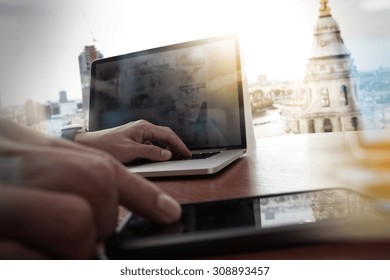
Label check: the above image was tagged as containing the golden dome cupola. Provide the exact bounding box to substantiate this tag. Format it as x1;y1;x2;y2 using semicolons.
319;0;331;17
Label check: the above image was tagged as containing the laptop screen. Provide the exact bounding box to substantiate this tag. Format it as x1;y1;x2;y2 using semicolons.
89;35;246;150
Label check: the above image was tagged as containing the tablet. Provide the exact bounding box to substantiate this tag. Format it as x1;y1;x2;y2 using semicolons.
105;188;385;259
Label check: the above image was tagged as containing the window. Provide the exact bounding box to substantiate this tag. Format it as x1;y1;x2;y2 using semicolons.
308;119;315;133
352;117;359;131
323;118;333;132
320;88;330;107
340;85;348;105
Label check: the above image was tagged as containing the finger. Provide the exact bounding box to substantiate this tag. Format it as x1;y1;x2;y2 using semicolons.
0;188;97;259
134;121;192;158
115;169;182;224
19;146;119;238
152;127;192;158
1;141;119;239
131;142;173;161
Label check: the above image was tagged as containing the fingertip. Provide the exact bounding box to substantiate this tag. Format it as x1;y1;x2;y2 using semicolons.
157;193;182;223
184;149;192;158
160;149;172;160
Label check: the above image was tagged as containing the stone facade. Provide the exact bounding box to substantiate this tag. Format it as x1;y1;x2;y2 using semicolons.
279;0;370;134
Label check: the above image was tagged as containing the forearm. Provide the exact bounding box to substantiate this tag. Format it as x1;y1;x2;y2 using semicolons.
74;130;101;147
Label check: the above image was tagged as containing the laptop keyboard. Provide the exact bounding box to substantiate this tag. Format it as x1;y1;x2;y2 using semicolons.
188;151;220;160
126;151;220;167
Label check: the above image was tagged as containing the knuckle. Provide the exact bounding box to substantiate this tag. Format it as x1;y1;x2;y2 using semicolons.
152;147;163;157
88;155;116;181
144;145;158;157
162;125;174;133
134;119;149;127
86;155;118;200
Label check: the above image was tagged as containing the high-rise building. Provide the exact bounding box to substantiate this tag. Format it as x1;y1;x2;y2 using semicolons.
78;45;103;110
59;90;68;103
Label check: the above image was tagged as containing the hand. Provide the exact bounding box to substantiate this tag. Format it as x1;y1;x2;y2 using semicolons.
0;187;97;259
74;120;192;163
0;119;182;259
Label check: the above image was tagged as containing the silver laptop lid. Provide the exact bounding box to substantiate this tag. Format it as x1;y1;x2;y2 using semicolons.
89;35;246;151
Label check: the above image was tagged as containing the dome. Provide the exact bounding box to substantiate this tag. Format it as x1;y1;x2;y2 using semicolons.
309;14;350;59
313;15;340;35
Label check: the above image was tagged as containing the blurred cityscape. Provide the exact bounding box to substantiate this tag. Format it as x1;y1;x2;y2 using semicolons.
0;0;389;139
0;46;103;136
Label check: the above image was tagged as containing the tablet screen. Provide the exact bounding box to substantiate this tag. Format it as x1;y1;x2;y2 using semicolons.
118;188;371;239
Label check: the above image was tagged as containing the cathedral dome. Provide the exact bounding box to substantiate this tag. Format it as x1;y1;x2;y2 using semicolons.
309;2;350;59
314;15;340;35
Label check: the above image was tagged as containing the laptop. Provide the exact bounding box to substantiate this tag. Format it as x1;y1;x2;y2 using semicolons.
89;35;247;177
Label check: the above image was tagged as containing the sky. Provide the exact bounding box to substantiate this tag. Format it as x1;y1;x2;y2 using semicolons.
1;0;390;107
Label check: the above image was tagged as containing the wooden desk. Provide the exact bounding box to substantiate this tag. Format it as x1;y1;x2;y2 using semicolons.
151;131;390;259
154;131;351;202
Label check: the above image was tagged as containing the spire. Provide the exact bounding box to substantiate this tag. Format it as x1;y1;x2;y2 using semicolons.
319;0;331;17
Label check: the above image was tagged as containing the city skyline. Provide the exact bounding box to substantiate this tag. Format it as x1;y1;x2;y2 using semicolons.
1;0;390;107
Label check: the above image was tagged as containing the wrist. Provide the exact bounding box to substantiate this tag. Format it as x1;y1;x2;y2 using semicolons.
73;129;89;144
61;125;87;142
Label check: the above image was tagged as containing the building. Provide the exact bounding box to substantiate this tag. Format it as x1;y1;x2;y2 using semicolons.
280;0;363;134
59;90;68;103
78;45;103;110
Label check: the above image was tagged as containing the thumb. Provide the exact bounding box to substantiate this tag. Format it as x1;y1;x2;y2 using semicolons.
136;143;173;161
